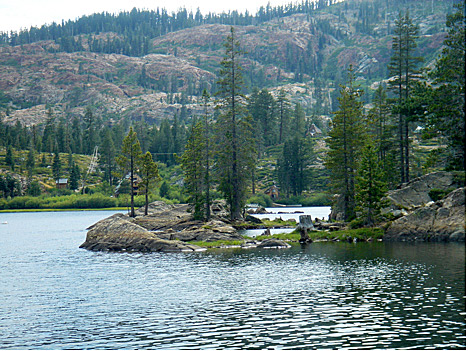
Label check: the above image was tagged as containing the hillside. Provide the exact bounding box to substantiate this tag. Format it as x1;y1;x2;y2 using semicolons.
0;0;454;127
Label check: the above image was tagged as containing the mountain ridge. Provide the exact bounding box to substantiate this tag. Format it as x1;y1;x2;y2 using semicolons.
0;0;454;127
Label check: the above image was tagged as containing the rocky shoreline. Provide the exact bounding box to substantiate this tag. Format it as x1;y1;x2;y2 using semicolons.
382;172;465;242
80;172;465;253
79;201;291;252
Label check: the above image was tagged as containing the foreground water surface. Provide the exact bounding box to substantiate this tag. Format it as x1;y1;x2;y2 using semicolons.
0;210;465;349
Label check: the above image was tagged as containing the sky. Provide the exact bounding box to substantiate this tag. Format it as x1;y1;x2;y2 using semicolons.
0;0;292;33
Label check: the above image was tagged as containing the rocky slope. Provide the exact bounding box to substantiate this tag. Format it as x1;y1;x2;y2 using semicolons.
385;188;466;242
383;172;466;242
0;0;451;127
0;43;215;125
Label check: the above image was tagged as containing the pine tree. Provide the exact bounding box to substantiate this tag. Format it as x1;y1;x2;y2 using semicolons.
355;144;388;226
116;127;142;217
40;154;47;167
138;151;161;215
180;92;214;220
388;11;422;183
159;181;170;199
52;151;61;182
426;2;466;170
26;146;35;178
5;145;14;171
215;27;256;220
291;103;306;138
100;129;116;185
69;164;81;191
249;88;277;149
277;136;312;197
83;107;98;155
180;121;207;220
325;66;365;222
366;84;398;188
276;89;290;144
42;109;55;153
201;89;212;221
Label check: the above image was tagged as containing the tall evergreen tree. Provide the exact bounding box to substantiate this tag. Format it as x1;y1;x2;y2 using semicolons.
83;107;98;155
42;109;55;153
325;67;365;222
100;129;116;185
249;88;277;149
181;121;208;220
388;11;422;183
201;89;212;220
355;144;388;226
69;163;81;191
277;136;311;197
52;151;62;182
26;146;35;179
116;127;142;217
276;89;290;144
215;27;256;220
426;2;466;170
366;84;398;188
138;151;161;216
291;103;306;138
5;145;14;171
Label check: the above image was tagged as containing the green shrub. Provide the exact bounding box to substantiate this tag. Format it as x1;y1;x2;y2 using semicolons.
25;198;42;209
452;171;466;188
6;196;29;209
247;193;273;207
276;193;331;206
428;188;452;202
349;217;365;229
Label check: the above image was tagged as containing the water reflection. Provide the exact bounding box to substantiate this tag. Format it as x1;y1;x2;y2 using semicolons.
0;212;465;349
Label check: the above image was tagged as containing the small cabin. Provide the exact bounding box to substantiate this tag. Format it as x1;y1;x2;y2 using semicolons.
308;123;323;137
56;178;68;189
265;184;279;199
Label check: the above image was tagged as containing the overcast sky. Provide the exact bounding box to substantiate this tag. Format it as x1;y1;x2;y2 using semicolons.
0;0;291;32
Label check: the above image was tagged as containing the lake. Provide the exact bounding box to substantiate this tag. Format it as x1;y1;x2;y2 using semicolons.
0;210;465;349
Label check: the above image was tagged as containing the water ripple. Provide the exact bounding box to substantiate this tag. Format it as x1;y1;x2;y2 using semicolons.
0;212;465;349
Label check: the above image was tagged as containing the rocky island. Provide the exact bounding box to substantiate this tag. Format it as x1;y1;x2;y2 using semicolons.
80;200;291;252
80;172;465;253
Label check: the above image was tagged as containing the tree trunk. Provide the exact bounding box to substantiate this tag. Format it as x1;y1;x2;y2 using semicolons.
130;153;135;217
145;188;149;216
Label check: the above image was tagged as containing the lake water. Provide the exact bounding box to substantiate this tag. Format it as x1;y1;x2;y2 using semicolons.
0;210;465;350
251;206;331;222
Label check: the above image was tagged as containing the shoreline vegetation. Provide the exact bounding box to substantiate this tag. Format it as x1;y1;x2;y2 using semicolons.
189;228;385;249
0;192;330;212
0;207;129;213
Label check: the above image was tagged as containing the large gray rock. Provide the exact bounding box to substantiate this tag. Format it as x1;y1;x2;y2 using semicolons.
384;188;466;242
81;201;244;252
153;219;244;242
80;213;200;252
385;171;455;211
257;238;291;248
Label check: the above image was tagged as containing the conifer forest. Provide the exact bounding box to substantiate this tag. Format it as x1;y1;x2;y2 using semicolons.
0;0;465;224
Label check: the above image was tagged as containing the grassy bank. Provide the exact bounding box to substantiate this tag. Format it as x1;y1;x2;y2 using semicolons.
0;193;178;211
255;228;384;242
187;240;245;248
188;227;385;250
0;207;128;213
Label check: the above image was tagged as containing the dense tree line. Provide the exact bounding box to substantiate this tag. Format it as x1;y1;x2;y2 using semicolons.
0;1;343;51
326;3;465;225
